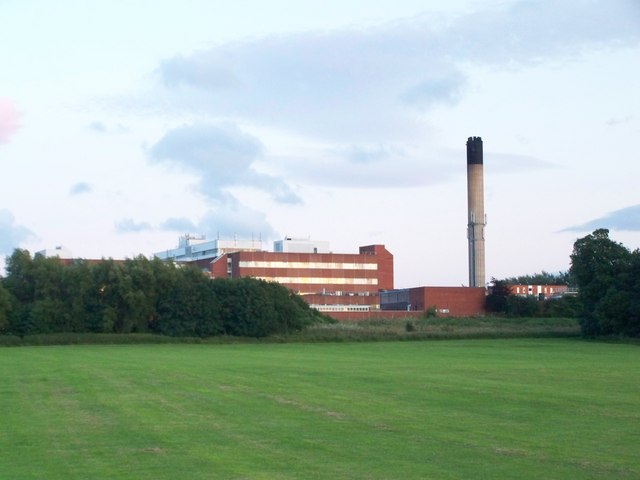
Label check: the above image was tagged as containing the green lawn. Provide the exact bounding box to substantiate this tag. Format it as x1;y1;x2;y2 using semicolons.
1;339;638;479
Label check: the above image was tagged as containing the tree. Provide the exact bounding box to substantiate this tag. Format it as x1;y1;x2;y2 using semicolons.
0;281;11;333
503;271;575;287
570;229;637;336
485;278;510;313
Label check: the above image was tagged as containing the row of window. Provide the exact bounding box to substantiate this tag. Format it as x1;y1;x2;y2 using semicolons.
253;276;379;285
311;305;373;312
238;261;378;270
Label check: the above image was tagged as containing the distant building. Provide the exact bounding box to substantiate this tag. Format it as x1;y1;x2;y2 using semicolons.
153;236;394;315
208;244;394;313
35;245;74;259
508;284;569;299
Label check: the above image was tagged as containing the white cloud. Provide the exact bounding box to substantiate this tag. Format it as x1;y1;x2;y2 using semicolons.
0;209;34;255
69;182;92;196
148;122;302;205
196;207;277;240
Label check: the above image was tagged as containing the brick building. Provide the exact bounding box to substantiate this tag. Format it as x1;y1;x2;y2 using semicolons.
206;243;394;313
380;287;485;317
508;284;568;299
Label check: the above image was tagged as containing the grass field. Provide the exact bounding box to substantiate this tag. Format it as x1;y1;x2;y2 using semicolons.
1;339;638;479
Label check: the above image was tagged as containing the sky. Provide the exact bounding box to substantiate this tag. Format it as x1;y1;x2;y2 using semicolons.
1;0;639;288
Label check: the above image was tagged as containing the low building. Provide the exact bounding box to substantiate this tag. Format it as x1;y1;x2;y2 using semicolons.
380;287;486;317
508;284;568;299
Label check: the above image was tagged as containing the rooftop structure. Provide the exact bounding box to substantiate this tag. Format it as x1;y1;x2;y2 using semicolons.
35;245;74;259
154;234;263;263
274;237;330;254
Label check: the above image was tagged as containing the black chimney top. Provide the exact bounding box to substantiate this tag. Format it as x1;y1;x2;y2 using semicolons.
466;136;483;165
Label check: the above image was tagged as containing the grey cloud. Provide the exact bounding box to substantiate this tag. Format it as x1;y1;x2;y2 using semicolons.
115;218;153;233
160;53;241;89
273;145;551;189
155;1;640;141
0;209;35;255
563;204;640;232
149;122;301;205
115;207;277;241
274;145;456;188
399;73;466;110
160;217;198;232
89;121;106;133
485;153;555;174
606;115;634;126
343;144;405;164
69;182;92;195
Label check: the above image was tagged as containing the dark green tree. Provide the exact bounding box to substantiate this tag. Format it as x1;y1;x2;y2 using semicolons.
505;295;540;317
0;281;11;332
570;229;635;336
3;249;36;335
485;278;510;313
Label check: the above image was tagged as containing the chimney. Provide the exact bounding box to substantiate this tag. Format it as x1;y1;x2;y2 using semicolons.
466;137;486;288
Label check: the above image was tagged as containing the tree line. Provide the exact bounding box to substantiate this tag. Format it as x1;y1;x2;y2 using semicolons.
486;229;640;337
0;250;328;338
501;271;575;287
485;279;580;318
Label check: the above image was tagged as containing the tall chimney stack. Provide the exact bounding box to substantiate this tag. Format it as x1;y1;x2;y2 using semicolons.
466;136;486;288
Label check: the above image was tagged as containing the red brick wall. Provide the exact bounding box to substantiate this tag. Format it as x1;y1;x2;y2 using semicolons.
210;255;228;278
360;245;394;290
408;287;485;316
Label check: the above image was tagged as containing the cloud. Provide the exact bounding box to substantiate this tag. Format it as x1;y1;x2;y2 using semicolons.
88;121;129;134
0;209;34;255
149;122;301;205
280;144;456;188
606;115;634;126
69;182;92;195
160;217;197;232
563;204;640;233
485;153;555;174
342;144;405;164
154;1;640;142
115;218;153;233
399;72;466;110
196;207;277;240
0;98;20;144
157;208;277;242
